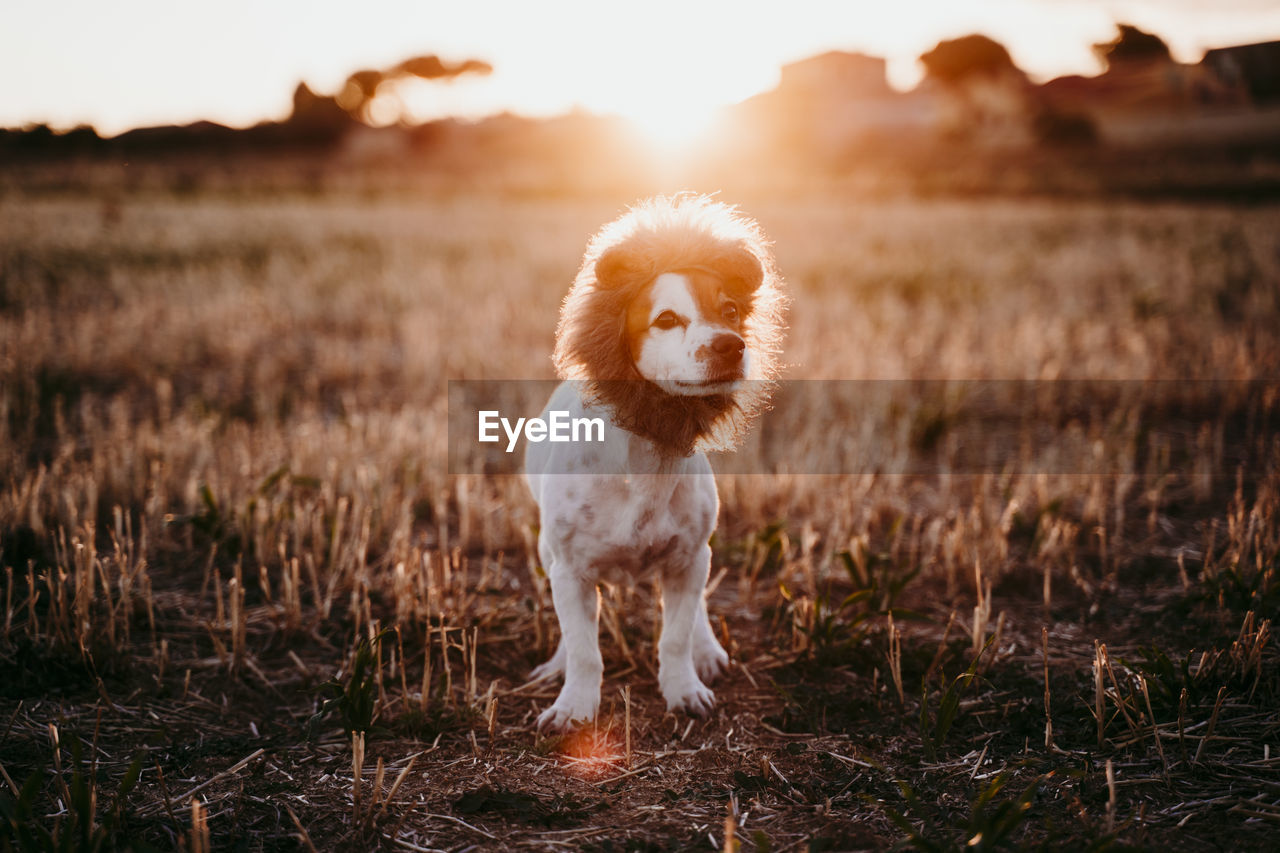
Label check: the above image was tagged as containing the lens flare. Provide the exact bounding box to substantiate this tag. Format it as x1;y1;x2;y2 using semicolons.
555;725;624;780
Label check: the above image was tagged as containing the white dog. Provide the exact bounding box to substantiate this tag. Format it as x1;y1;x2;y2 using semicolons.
524;196;787;731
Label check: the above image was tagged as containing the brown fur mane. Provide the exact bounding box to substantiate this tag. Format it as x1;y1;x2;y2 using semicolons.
553;195;788;456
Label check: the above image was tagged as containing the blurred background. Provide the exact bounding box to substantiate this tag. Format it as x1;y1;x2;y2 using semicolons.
4;0;1280;198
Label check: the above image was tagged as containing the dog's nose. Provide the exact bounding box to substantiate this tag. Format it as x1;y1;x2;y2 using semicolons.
711;334;745;362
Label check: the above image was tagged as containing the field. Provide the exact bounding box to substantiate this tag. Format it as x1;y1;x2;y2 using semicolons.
1;186;1279;851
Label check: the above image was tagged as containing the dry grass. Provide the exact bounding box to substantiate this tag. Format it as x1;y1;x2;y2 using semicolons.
1;186;1278;851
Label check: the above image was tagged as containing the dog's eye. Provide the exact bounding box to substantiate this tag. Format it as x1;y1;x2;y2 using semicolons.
652;311;681;330
721;302;739;322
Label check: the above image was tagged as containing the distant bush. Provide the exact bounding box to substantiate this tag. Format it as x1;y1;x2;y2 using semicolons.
1032;109;1099;147
920;34;1022;83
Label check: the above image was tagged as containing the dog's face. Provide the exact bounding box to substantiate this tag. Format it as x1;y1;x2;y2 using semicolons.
553;196;787;454
624;270;749;396
591;241;765;397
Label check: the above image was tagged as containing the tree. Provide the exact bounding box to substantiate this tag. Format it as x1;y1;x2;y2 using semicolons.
333;55;493;123
1093;25;1172;71
920;35;1022;84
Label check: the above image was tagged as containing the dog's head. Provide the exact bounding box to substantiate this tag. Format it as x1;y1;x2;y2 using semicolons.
554;195;787;455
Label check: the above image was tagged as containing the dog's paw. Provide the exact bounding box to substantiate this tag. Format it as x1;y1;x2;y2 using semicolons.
693;642;730;683
661;676;716;717
536;687;599;732
529;657;564;682
528;643;566;682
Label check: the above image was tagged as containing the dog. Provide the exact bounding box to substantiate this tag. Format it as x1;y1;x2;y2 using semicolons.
524;195;787;731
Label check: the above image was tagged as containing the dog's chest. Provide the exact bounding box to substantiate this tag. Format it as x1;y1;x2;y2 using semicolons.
550;474;715;572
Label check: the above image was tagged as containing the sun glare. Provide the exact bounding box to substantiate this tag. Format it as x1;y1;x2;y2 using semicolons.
621;98;722;153
556;726;625;780
589;68;768;155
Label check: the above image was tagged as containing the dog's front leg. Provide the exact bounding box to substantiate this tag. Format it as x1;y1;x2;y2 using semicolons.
537;566;603;731
692;594;730;682
658;544;716;716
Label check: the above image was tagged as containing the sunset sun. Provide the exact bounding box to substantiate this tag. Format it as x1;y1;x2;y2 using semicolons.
618;95;723;152
571;57;774;154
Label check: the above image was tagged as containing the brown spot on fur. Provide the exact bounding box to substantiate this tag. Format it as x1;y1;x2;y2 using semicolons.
677;267;745;334
643;534;682;565
624;283;655;365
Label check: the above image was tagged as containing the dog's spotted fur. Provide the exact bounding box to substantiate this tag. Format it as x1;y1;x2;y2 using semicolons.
525;195;787;731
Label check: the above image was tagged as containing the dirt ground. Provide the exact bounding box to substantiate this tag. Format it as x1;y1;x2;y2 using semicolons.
2;188;1278;851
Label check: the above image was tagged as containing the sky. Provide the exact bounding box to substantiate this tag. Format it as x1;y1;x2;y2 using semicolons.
3;0;1279;137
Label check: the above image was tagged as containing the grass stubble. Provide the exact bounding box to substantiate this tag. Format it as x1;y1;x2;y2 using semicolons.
0;189;1278;850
